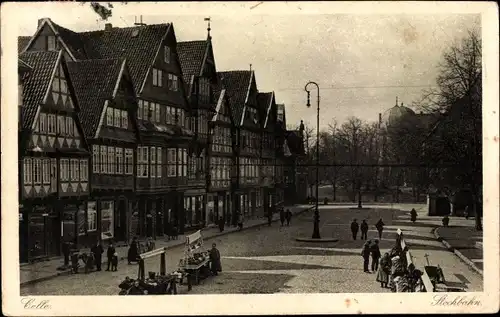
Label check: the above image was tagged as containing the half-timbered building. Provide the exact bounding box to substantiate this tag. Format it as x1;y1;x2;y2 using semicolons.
218;70;263;221
257;92;278;216
177;29;218;228
207;86;236;226
66;58;139;246
18;50;90;262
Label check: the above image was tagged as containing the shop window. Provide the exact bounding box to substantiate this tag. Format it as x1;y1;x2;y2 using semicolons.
100;201;114;240
87;202;97;232
77;208;86;236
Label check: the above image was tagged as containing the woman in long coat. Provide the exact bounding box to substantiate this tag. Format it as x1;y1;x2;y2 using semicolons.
128;237;139;264
376;253;391;288
209;243;222;275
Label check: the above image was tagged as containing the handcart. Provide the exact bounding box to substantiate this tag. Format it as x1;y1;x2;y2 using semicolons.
119;247;182;295
178;230;212;288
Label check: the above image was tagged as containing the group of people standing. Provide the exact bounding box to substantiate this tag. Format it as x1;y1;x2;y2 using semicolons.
361;239;381;274
279;209;293;227
351;218;385;240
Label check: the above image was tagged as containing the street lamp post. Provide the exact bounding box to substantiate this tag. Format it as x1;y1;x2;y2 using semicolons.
305;82;321;239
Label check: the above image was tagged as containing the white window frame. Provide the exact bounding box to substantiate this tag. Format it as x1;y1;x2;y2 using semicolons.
80;159;88;181
47;114;56;134
152;68;163;87
150;146;156;178
164;46;170;64
65;116;73;137
121;110;128;129
100;145;107;174
60;158;69;181
157;148;162;178
33;159;42;185
155;103;160;123
87;203;97;232
70;159;79;181
57;115;65;135
114;108;121;127
137;100;143;120
24;158;33;185
42;159;50;184
47;35;56;51
149;102;156;122
106;107;114;126
92;145;99;173
125;148;133;175
116;147;123;174
39;113;47;133
108;147;115;174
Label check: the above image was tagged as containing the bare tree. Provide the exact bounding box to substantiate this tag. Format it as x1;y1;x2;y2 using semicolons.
419;29;482;230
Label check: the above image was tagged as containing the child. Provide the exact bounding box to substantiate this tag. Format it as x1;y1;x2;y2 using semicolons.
111;252;118;272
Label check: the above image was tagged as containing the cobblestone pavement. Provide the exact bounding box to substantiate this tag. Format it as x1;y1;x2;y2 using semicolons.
21;204;482;295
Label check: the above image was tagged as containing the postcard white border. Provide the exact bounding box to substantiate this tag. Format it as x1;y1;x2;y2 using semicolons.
2;1;499;315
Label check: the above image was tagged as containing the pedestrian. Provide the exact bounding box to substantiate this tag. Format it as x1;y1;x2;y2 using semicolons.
375;218;385;240
370;239;381;272
268;210;273;226
91;240;104;271
376;253;391;288
410;208;417;223
218;216;225;232
111;252;118;271
361;242;371;273
360;220;369;240
62;241;71;267
351;219;359;240
442;215;450;227
464;205;470;219
128;237;139;265
280;209;285;226
237;213;243;230
324;197;328;205
106;242;116;271
209;243;222;276
286;209;292;226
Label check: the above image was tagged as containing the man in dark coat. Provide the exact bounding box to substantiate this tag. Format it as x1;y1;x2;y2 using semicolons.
375;218;385;240
360;220;369;240
128;237;139;264
106;242;116;271
62;241;71;267
91;240;104;271
286;209;292;226
279;209;285;226
218;216;225;232
370;239;381;272
361;242;371;273
351;219;359;240
209;243;222;275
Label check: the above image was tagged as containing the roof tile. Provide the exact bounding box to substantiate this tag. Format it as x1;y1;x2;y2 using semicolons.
19;50;60;130
66;58;123;138
177;40;207;92
216;70;252;124
18;36;31;53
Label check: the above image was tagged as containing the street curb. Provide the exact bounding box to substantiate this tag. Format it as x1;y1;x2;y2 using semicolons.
432;227;483;277
20;206;313;287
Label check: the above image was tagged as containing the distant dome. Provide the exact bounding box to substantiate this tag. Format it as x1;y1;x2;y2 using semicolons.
382;104;416;128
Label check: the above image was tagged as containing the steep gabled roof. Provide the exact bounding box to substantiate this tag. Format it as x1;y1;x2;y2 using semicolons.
285;130;305;155
18;58;33;71
79;23;171;94
19;50;61;130
51;21;90;59
18;36;31;53
66;58;124;138
217;70;252;124
257;92;275;129
177;40;208;93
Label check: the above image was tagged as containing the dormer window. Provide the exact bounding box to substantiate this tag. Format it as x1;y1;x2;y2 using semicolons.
164;46;170;64
47;35;57;51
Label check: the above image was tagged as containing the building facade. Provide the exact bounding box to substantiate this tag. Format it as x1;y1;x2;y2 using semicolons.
18;17;306;262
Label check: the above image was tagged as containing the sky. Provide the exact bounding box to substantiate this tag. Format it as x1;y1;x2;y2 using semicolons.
13;2;480;130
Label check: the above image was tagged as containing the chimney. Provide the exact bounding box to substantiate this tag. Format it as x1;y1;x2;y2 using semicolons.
105;23;113;31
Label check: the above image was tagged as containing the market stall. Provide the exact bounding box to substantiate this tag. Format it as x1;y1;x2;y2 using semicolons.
178;230;211;286
119;247;183;295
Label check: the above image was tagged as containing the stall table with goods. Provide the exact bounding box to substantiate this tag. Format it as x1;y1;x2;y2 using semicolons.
178;230;212;287
118;247;184;295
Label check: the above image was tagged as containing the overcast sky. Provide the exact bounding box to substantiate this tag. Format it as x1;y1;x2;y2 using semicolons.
14;2;480;130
